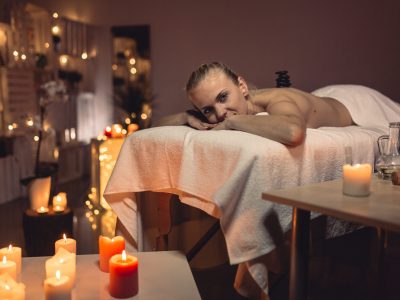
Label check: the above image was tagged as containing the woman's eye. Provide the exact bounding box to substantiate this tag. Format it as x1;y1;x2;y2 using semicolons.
218;92;227;103
203;107;212;115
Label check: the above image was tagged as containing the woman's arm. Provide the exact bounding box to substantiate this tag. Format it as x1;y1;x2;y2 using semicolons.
153;110;216;130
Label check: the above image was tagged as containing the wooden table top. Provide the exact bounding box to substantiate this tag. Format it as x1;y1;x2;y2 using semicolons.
262;177;400;233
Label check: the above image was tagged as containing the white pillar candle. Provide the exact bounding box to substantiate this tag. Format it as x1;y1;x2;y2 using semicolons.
0;245;21;276
45;248;76;288
44;270;71;300
342;163;372;197
52;193;67;208
0;273;25;300
55;234;76;254
0;256;16;280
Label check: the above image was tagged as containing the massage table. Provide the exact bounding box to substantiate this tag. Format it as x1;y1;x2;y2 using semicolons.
104;85;399;297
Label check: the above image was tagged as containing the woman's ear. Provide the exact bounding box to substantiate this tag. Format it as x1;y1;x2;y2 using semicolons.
238;76;249;98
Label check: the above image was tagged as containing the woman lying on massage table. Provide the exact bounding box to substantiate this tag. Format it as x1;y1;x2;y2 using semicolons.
154;62;354;146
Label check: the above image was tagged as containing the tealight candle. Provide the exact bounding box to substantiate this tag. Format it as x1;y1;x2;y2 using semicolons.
109;250;138;298
55;234;76;254
52;193;67;208
44;270;71;300
0;245;21;276
36;206;49;214
45;248;76;288
342;163;372;197
99;236;125;272
0;273;25;300
53;205;65;213
0;256;16;280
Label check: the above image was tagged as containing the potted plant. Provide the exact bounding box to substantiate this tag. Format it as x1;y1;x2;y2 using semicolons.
21;80;68;210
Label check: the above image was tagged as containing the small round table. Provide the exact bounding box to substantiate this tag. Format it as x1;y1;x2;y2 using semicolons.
23;206;73;256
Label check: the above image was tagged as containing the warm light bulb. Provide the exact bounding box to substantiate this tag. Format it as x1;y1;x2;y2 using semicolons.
130;67;137;75
129;58;136;65
34;136;39;142
44;42;50;48
21;54;26;60
52;12;59;19
81;52;88;60
12;50;18;57
52;25;60;35
141;113;148;120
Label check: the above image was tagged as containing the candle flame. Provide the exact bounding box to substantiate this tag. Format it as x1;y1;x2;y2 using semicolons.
122;250;127;261
56;195;61;203
56;270;61;280
2;256;6;264
63;234;67;242
40;206;45;212
8;245;12;251
59;258;64;264
4;284;10;290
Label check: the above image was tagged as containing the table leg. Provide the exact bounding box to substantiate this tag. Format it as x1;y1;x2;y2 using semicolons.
289;208;310;300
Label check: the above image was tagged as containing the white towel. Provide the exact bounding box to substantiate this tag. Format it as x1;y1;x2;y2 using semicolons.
312;84;400;127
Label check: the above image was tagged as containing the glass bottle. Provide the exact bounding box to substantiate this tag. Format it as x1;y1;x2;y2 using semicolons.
376;122;400;179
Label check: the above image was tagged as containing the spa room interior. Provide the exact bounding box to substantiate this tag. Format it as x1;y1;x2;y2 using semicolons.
0;0;400;299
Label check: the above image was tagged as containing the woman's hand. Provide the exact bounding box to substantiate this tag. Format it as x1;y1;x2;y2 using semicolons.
186;110;216;130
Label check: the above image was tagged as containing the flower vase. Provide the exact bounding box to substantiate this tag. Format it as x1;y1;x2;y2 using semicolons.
28;176;51;210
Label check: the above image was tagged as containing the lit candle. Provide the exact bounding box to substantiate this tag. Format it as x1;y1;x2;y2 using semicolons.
44;270;71;300
342;163;372;197
0;273;25;300
55;234;76;254
52;193;67;208
36;206;49;214
53;205;65;213
45;248;76;288
98;236;125;272
109;250;138;298
127;123;139;134
0;245;21;276
0;256;16;280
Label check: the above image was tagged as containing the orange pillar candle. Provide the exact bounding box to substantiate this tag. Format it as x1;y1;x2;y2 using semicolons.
109;250;138;298
55;234;76;254
99;236;125;272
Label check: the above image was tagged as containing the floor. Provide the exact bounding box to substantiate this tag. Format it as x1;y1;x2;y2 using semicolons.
1;175;400;300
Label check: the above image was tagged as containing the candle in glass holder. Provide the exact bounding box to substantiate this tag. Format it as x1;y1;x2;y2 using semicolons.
53;205;65;213
46;248;76;288
0;256;16;280
99;236;125;272
109;250;138;298
0;245;21;276
53;193;67;208
44;270;71;300
55;234;76;254
36;206;49;214
0;273;25;300
342;163;372;197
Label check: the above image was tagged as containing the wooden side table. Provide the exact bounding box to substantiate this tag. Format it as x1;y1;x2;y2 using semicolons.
23;207;73;256
262;177;400;300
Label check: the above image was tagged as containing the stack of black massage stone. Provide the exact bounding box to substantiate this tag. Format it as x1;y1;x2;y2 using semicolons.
275;70;291;88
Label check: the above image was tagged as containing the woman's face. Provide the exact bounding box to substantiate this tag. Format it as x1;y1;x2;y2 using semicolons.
188;70;249;124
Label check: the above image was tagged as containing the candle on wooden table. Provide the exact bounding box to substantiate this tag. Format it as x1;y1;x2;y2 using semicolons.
37;206;49;214
46;248;76;288
55;234;76;254
98;235;125;272
53;205;65;213
0;256;16;280
0;245;21;276
342;163;372;197
53;193;67;208
44;270;71;300
109;250;138;298
0;273;25;300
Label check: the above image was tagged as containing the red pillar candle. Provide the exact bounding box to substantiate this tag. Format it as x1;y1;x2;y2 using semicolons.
109;250;138;298
98;236;125;272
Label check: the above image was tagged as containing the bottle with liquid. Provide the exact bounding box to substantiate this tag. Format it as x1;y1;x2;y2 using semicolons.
376;122;400;179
